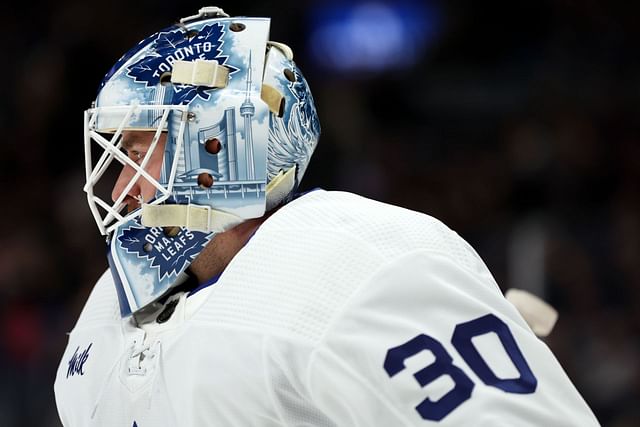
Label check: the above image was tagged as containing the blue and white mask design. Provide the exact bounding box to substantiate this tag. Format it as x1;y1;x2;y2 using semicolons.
83;7;321;316
108;217;213;316
125;23;239;104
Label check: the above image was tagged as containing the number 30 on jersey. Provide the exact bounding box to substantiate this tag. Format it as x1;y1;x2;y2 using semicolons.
384;314;537;421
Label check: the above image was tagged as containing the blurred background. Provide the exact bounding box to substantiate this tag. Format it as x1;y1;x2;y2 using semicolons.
2;0;639;425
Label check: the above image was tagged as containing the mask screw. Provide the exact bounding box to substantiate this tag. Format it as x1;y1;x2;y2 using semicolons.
187;112;196;122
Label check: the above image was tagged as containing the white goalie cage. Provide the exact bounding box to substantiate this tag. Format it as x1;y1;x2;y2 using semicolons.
83;104;189;236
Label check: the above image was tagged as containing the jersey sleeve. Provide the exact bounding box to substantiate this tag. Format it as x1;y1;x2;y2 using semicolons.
303;249;600;426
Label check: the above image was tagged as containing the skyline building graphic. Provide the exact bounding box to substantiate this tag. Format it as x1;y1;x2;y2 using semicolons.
240;52;256;180
158;53;265;207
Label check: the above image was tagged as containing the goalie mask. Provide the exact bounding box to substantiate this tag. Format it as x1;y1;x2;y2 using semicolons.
84;6;321;316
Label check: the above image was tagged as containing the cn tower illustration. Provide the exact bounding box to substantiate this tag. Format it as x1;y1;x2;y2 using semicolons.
240;52;256;180
161;50;266;210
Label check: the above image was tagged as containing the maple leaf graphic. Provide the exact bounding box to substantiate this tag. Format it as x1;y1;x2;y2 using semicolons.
125;23;238;104
117;222;211;279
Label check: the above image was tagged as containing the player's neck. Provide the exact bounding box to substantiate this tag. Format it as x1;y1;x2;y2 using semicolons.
187;214;270;283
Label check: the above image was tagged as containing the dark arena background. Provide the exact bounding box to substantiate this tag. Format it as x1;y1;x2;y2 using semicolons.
1;0;639;425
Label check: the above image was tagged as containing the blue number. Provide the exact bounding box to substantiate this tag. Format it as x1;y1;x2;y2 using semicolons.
452;314;537;394
385;314;537;421
384;334;474;421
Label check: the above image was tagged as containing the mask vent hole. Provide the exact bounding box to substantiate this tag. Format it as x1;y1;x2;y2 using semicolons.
229;22;246;32
278;98;285;117
186;30;199;39
163;227;180;237
205;138;221;154
160;72;172;86
284;69;296;82
197;173;214;188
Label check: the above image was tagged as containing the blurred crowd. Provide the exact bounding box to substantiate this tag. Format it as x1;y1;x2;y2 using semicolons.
1;0;639;425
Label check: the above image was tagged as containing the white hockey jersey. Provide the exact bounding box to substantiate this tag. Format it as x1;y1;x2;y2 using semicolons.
54;190;600;426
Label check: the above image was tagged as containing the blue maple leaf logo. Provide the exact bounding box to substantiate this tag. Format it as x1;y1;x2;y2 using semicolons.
126;23;238;104
117;219;211;280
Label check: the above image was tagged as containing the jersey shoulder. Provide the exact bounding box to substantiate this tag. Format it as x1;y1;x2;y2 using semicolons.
191;191;497;344
272;190;490;277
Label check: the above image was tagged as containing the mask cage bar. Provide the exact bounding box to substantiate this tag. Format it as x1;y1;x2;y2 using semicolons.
83;104;189;236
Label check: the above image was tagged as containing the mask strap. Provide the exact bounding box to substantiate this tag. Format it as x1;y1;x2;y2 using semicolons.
140;167;296;232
